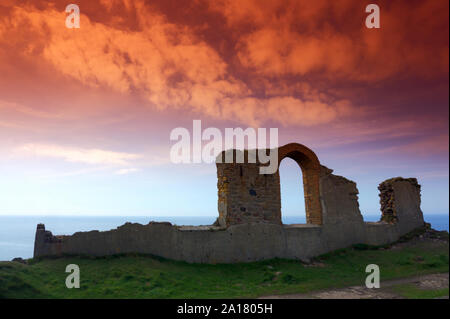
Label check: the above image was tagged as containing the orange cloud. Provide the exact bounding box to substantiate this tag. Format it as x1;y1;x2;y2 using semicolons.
210;0;449;81
0;1;362;127
0;0;448;131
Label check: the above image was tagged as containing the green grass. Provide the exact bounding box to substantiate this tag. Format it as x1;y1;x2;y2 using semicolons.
0;241;448;299
391;284;449;299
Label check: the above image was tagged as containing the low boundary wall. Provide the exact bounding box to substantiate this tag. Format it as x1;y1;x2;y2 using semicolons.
34;162;424;263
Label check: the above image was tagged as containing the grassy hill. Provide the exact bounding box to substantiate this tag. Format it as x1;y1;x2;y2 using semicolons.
0;231;448;299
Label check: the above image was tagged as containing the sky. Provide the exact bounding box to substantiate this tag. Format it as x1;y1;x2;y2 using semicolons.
0;0;448;219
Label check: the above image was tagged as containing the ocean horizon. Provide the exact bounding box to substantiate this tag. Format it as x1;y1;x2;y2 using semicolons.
0;214;448;261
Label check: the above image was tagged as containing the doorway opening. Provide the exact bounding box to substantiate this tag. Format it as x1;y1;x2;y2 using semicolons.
279;157;306;224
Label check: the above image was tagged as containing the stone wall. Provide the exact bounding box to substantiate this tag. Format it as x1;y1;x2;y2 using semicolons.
379;177;424;235
216;143;322;228
216;151;281;227
318;165;367;251
379;178;423;224
319;166;364;226
34;144;426;263
364;178;424;246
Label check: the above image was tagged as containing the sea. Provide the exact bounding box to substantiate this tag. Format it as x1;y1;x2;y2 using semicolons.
0;214;448;261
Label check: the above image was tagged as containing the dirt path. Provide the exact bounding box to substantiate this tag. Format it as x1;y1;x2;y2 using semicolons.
260;273;449;299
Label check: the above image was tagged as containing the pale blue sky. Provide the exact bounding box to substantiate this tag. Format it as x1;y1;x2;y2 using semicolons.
0;153;448;219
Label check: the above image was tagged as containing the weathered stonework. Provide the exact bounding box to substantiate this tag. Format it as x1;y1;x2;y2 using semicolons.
216;152;282;227
379;178;422;224
34;143;426;263
216;143;322;227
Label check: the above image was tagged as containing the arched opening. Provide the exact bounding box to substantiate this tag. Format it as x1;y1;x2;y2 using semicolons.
278;143;323;225
279;157;306;224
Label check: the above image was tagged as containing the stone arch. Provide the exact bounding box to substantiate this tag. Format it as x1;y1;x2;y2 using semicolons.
278;143;322;225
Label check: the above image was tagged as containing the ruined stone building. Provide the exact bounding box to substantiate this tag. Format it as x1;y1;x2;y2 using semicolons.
34;143;424;263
